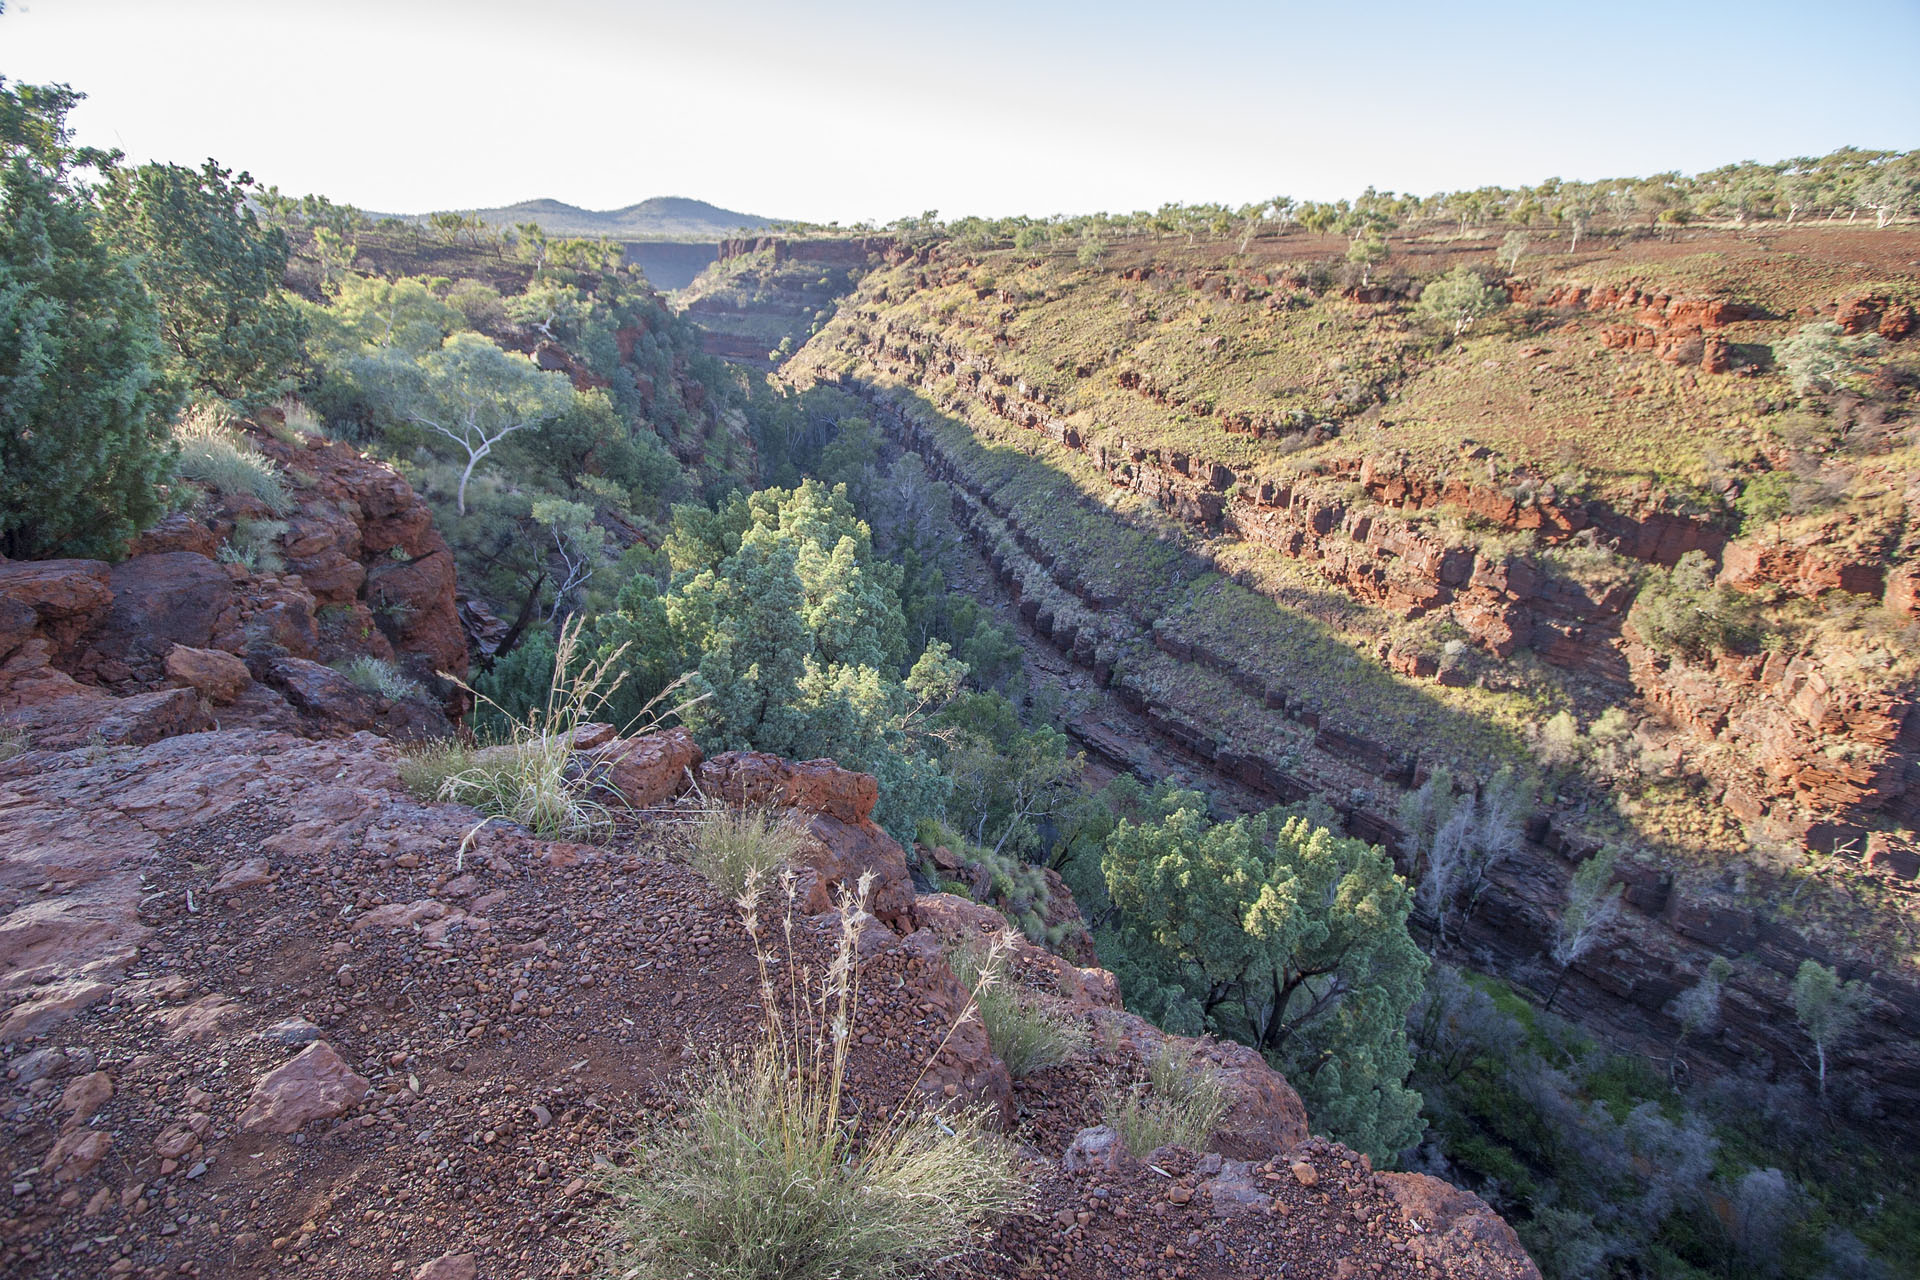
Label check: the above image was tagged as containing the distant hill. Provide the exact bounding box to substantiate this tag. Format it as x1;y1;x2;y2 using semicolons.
406;196;778;240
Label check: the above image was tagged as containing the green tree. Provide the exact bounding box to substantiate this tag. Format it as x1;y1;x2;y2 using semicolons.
1102;804;1427;1159
369;331;574;512
1791;960;1868;1095
1345;233;1388;287
1416;267;1505;338
101;159;305;404
0;79;176;559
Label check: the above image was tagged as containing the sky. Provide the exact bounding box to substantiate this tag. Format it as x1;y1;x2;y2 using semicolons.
5;0;1919;225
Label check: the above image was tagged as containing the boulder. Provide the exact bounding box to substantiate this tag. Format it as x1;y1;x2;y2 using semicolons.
1378;1171;1543;1279
585;728;703;807
126;512;220;558
165;644;253;704
268;656;383;730
412;1255;478;1280
100;552;236;659
0;559;113;656
1062;1124;1134;1174
238;1040;369;1133
794;811;915;930
39;1127;112;1182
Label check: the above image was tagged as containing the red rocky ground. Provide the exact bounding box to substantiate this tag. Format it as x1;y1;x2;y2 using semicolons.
0;719;1538;1280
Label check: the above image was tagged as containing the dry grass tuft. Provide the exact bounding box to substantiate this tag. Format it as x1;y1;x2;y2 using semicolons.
688;806;806;897
947;939;1088;1080
173;404;292;514
606;872;1024;1279
1102;1041;1230;1157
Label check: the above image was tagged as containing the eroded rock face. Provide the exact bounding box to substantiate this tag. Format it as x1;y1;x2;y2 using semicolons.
0;712;1543;1278
697;750;879;823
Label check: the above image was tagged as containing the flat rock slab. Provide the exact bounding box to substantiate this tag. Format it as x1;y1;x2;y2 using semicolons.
238;1040;369;1133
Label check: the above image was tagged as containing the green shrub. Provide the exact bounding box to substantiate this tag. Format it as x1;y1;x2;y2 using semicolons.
607;874;1021;1279
1630;550;1759;661
688;807;805;897
948;942;1087;1079
173;406;292;513
1101;1041;1230;1156
1734;472;1792;530
1;80;177;560
335;655;427;702
1776;321;1882;396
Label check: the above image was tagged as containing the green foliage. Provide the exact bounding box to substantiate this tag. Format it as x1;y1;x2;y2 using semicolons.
938;691;1085;860
1735;471;1793;529
100;159;305;405
618;480;949;841
1417;266;1506;337
1101;801;1426;1160
1630;550;1760;661
1776;321;1882;396
0;79;176;559
1345;233;1388;286
362;331;574;512
469;628;558;741
1790;960;1869;1094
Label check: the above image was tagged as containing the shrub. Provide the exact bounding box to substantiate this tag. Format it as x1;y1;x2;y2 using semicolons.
1101;1042;1229;1156
1;80;177;560
947;941;1087;1079
1734;471;1792;529
216;515;287;574
1629;550;1759;661
335;655;427;702
1776;321;1882;396
688;807;806;897
606;872;1022;1279
1416;266;1505;337
173;405;292;513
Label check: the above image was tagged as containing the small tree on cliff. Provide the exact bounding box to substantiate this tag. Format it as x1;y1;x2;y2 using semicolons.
376;332;573;513
1102;803;1427;1160
1416;267;1505;338
1546;846;1623;1011
100;158;306;405
1791;959;1868;1096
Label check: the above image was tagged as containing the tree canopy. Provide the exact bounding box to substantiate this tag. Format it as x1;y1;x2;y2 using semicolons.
1101;799;1427;1159
0;79;175;559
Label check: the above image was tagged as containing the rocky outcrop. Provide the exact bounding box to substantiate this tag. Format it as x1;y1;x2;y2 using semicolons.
0;423;461;747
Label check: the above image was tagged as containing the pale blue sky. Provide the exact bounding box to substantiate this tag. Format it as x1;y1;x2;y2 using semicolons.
5;0;1917;224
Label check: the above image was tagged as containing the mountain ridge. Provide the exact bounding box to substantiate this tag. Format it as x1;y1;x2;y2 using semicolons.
387;194;779;240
